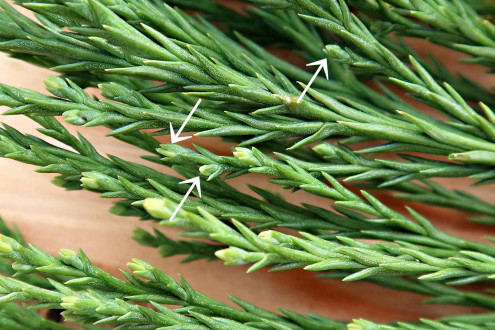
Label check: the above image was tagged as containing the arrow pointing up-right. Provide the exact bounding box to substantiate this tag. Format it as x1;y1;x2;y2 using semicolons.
297;58;329;103
168;176;202;221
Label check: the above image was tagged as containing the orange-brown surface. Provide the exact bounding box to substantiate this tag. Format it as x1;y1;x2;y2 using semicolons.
0;1;494;326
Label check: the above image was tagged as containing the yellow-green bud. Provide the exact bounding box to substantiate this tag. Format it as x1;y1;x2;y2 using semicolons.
62;110;86;126
233;147;260;166
143;198;172;220
43;75;65;90
81;172;123;191
215;247;250;266
258;230;280;244
199;164;221;176
0;241;12;253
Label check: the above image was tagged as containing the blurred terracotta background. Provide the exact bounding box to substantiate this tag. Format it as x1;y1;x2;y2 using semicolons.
0;0;494;326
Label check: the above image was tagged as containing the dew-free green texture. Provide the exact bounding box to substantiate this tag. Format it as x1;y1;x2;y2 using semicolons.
0;0;495;329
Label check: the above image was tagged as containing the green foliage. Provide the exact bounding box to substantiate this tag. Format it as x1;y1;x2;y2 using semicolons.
0;218;492;329
0;0;495;328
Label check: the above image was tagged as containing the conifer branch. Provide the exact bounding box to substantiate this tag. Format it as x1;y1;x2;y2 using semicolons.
143;197;495;288
0;119;343;233
132;227;222;262
2;116;494;273
0;227;492;329
0;303;75;330
2;0;495;174
351;0;495;67
0;0;494;328
247;6;495;107
5;73;495;186
159;143;495;218
0;0;491;154
0;231;348;329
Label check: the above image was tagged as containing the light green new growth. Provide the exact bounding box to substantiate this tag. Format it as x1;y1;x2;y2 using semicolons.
0;0;494;328
0;217;493;329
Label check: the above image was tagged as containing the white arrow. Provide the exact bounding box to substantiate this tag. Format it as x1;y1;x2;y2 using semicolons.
170;98;202;143
169;176;202;221
297;59;329;103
